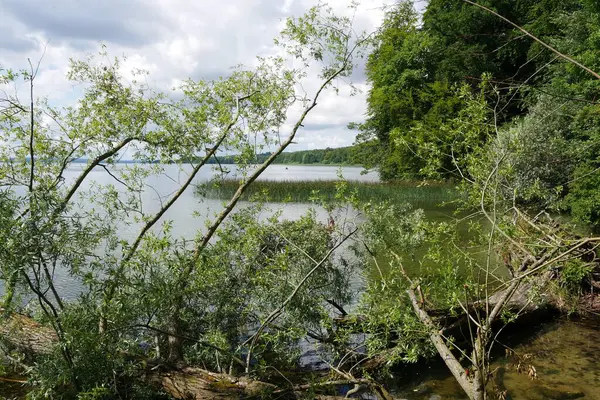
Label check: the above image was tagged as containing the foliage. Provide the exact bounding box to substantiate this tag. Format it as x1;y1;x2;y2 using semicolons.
349;2;600;398
0;2;370;397
356;156;598;399
390;82;493;180
560;259;594;292
356;199;492;367
199;178;458;206
357;202;434;364
201;145;361;166
2;2;599;399
357;0;600;230
567;163;600;231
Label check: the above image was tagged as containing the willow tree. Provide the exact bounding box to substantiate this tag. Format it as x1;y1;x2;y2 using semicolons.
0;3;372;398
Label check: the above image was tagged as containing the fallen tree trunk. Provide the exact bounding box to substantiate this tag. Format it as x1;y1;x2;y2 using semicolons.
0;311;383;399
356;273;558;371
335;271;553;332
147;367;277;399
0;311;277;399
0;308;57;357
150;368;386;400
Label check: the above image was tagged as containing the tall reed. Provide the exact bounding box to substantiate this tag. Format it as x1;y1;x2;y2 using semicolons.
196;179;458;206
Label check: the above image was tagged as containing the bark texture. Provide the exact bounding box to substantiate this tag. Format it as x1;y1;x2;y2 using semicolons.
0;310;57;356
149;367;276;399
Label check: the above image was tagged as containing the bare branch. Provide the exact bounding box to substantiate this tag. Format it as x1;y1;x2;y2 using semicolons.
27;59;35;193
463;0;600;80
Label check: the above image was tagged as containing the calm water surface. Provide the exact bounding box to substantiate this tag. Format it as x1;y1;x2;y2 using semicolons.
69;163;378;239
2;164;378;300
392;317;600;399
2;164;598;398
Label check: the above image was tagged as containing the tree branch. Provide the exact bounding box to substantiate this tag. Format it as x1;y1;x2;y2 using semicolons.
243;227;358;373
27;59;35;193
192;60;356;263
463;0;600;80
54;137;136;216
99;92;256;332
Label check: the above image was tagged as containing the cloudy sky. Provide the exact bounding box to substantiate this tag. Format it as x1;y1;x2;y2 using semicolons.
0;0;404;152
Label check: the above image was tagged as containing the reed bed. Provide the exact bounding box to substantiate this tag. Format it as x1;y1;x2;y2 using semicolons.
196;179;458;206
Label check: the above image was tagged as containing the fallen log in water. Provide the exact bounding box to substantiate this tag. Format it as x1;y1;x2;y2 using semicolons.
337;273;553;330
151;367;384;400
343;273;559;371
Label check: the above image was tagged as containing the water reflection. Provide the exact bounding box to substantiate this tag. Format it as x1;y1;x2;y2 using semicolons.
392;317;600;399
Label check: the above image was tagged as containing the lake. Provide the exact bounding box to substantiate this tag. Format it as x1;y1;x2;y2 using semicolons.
69;163;378;240
390;316;600;399
2;164;381;301
2;164;599;399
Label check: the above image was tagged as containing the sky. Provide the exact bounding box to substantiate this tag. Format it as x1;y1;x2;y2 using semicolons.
0;0;403;153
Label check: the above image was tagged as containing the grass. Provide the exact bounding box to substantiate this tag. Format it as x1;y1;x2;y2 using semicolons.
196;179;459;207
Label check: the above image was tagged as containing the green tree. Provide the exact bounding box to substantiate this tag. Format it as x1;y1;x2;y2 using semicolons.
359;0;584;181
0;3;371;397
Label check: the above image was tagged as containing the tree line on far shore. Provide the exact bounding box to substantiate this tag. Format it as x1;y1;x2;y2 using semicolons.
200;145;361;166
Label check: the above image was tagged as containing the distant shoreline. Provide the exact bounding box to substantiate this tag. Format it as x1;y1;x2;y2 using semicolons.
68;161;364;167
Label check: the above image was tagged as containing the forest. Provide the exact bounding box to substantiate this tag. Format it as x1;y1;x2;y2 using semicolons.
202;146;359;166
355;0;600;232
1;1;600;400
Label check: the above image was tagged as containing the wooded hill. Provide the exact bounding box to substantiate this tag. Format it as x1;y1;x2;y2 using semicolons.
203;145;361;165
356;0;600;231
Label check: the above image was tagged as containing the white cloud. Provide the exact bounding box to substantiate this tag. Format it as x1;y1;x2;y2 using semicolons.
1;0;395;152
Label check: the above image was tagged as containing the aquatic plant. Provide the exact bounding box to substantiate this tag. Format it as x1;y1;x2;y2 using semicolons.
197;178;458;206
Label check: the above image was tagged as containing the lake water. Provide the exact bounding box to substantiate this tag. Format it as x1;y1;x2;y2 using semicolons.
66;163;378;240
391;316;600;399
2;164;379;301
2;164;599;398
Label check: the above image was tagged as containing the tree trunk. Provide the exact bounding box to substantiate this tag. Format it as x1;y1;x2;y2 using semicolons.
0;310;57;358
148;367;276;399
0;311;374;399
406;288;477;399
357;275;555;372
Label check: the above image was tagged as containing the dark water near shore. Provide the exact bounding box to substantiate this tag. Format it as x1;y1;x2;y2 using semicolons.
391;317;600;399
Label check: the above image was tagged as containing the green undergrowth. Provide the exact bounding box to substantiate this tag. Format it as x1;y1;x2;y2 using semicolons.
196;179;459;206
